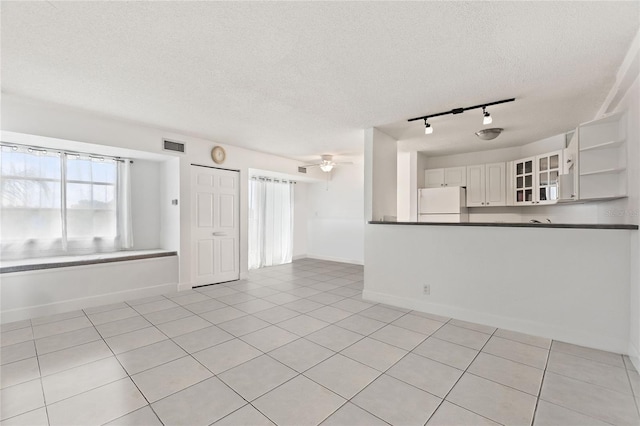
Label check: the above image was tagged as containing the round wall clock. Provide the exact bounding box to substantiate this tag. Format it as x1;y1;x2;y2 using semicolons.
211;146;226;164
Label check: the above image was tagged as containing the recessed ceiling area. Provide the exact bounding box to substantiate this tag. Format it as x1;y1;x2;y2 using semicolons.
1;2;638;161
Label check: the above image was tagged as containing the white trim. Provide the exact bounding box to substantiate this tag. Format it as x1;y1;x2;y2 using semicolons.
177;282;193;291
292;254;307;261
305;254;364;266
1;282;177;324
363;289;628;355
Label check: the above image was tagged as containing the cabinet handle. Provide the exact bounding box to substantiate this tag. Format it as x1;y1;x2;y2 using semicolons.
481;202;485;205
486;202;490;205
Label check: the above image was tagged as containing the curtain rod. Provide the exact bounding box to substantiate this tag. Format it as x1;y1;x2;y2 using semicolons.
0;142;134;163
251;176;297;184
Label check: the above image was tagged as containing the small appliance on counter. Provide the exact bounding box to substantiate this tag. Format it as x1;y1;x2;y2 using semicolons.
418;187;468;222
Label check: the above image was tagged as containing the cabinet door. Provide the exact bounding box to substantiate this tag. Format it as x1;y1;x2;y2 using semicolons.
514;157;536;205
485;162;506;206
536;150;562;204
425;169;445;187
466;165;485;207
444;167;467;187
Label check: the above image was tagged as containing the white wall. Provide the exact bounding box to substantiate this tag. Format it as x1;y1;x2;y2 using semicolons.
306;163;365;264
159;158;181;252
1;256;178;322
397;152;412;222
364;223;632;353
293;183;308;259
130;159;161;249
365;128;397;221
397;151;428;222
0;94;325;290
610;74;640;365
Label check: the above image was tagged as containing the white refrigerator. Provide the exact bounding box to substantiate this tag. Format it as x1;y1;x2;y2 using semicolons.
418;187;468;223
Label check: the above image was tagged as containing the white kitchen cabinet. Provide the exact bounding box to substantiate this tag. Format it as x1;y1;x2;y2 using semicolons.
424;166;466;188
578;111;627;200
425;169;445;188
466;163;506;207
486;162;507;206
444;167;467;187
536;150;562;204
513;156;536;205
513;151;562;205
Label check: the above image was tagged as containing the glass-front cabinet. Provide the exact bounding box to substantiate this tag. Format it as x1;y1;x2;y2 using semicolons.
537;151;561;204
514;157;535;204
513;150;562;205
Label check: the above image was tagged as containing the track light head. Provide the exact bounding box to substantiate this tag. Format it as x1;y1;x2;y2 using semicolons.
424;120;433;135
482;107;492;125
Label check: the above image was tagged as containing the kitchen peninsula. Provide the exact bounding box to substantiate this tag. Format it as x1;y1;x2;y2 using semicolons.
362;71;639;367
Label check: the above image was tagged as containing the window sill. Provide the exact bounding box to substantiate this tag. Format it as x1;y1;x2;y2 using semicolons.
0;249;178;274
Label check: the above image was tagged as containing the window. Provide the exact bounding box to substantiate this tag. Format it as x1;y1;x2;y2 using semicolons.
0;145;133;260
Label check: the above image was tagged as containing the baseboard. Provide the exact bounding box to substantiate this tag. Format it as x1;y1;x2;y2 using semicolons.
363;289;628;355
1;282;178;324
177;282;193;291
305;254;364;266
292;254;307;261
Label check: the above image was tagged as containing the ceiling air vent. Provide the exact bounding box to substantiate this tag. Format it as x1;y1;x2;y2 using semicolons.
298;167;307;174
163;139;186;154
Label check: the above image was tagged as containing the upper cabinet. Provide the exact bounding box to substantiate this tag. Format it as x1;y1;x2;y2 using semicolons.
577;112;627;200
424;166;466;188
466;163;506;207
513;151;562;205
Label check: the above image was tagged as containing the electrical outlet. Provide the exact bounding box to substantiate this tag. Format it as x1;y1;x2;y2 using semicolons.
423;284;430;295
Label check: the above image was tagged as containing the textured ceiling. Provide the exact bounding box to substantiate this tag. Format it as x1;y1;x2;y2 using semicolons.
1;1;638;160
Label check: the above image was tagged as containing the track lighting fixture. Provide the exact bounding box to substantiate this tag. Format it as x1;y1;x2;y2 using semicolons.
482;107;492;125
424;120;433;135
408;97;514;135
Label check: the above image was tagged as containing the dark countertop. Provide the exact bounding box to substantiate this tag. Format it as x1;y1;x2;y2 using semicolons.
1;251;178;274
368;221;638;230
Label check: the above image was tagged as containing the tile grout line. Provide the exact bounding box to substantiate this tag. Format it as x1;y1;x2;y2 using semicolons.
417;326;508;426
315;310;453;425
528;337;552;426
624;364;640;417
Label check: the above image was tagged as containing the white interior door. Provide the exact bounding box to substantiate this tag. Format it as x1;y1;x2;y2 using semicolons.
191;165;240;286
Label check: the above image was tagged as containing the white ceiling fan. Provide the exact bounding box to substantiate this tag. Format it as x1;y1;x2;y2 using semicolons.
301;155;353;173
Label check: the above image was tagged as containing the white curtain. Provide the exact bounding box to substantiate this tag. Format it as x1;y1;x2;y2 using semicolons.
248;177;294;270
0;145;134;259
0;146;64;259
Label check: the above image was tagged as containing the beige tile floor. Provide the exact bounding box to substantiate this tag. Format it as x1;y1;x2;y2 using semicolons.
1;259;639;425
